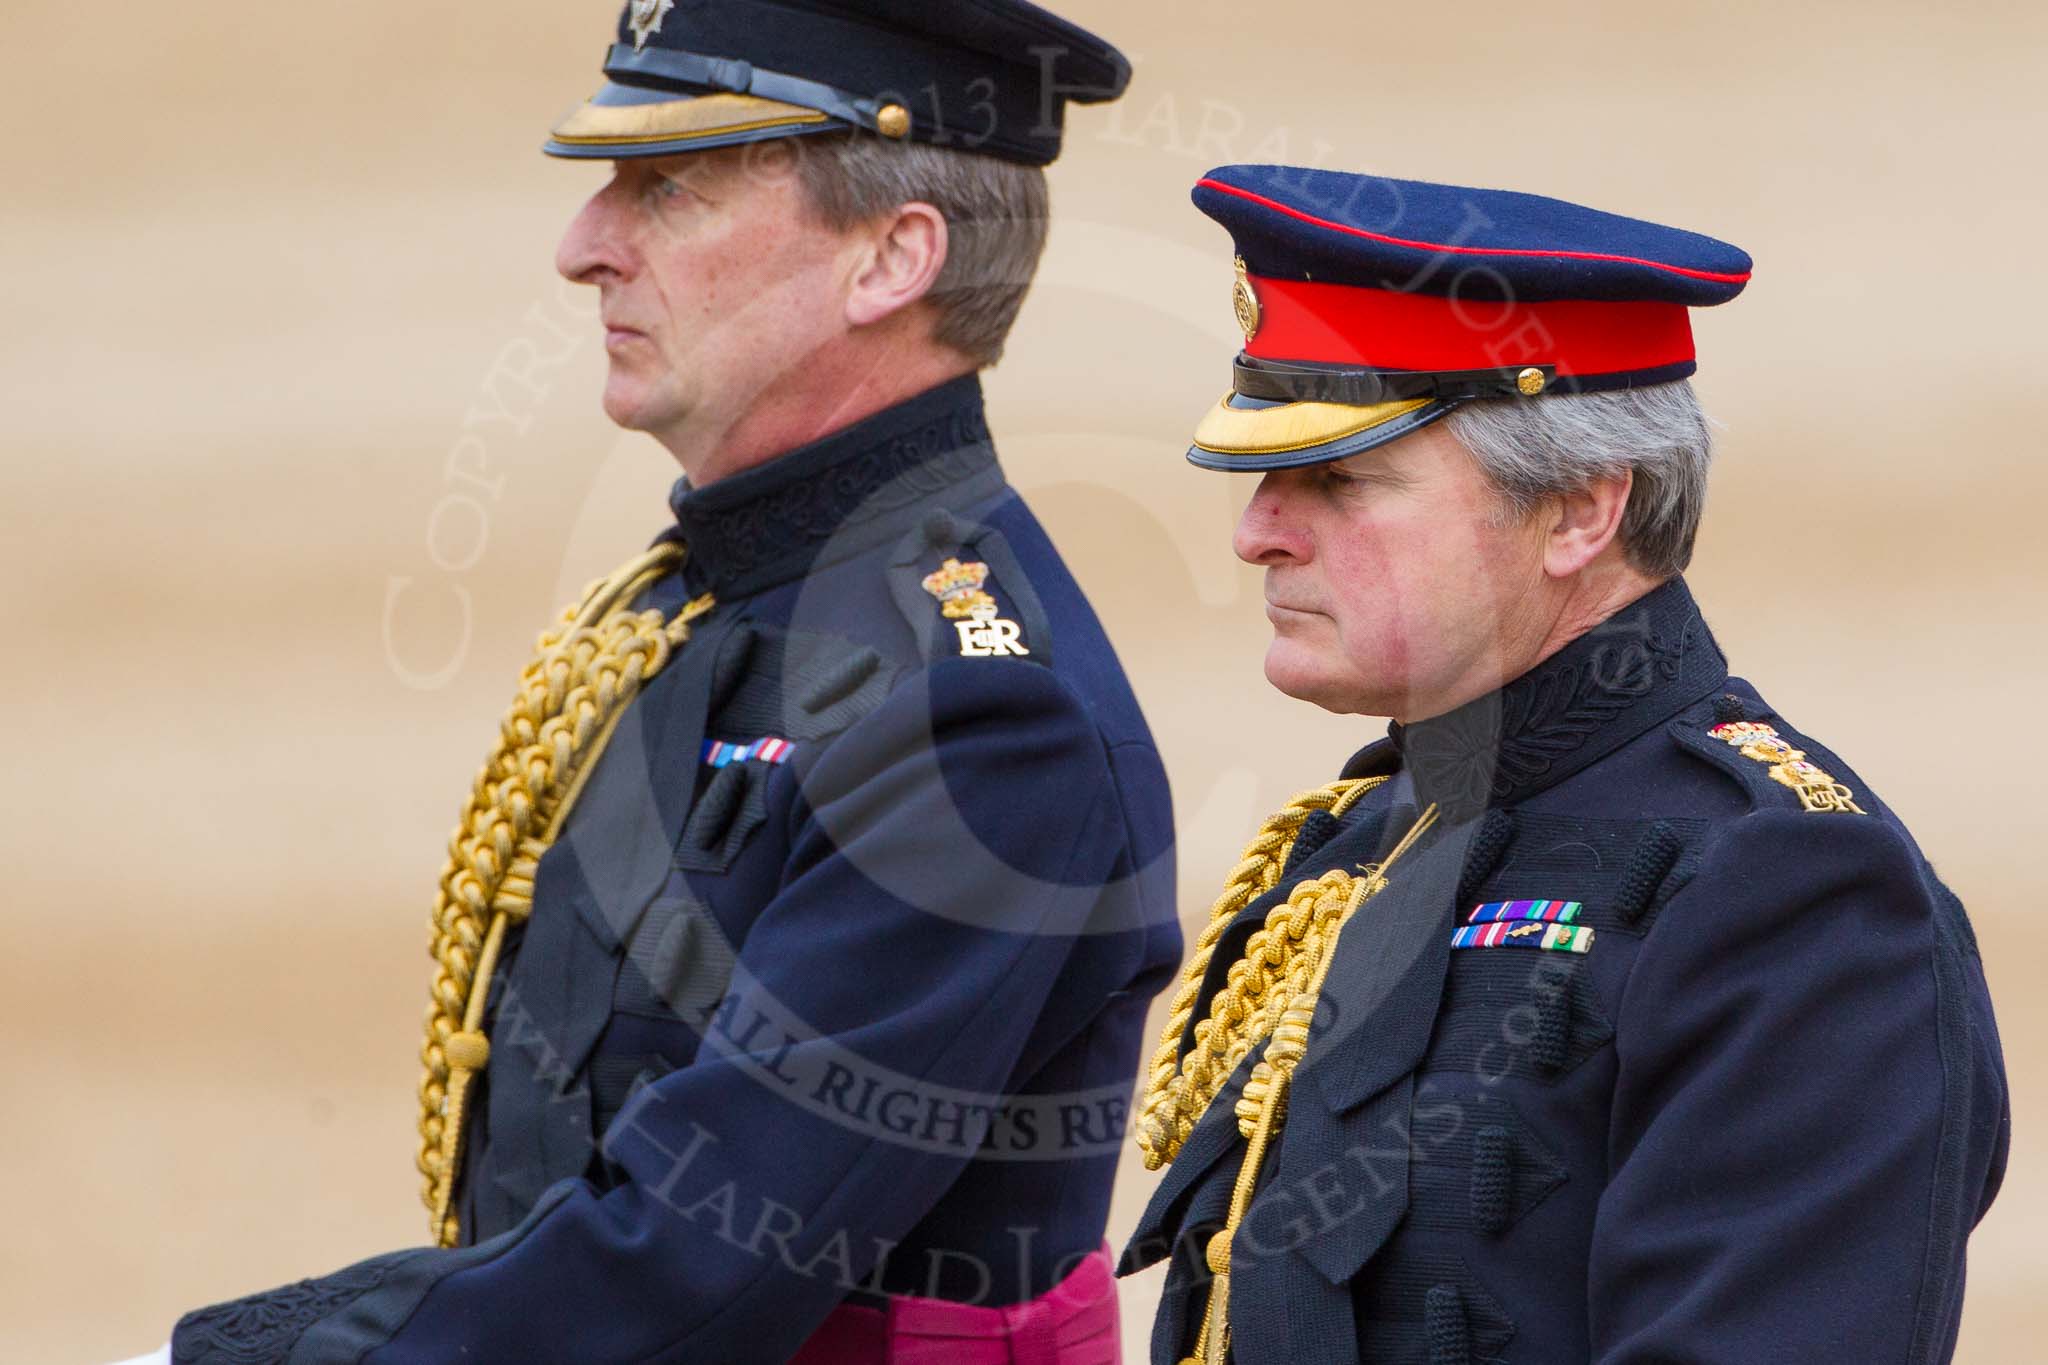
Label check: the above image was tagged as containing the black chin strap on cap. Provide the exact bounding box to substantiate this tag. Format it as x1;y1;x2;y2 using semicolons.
1231;354;1559;404
604;43;900;136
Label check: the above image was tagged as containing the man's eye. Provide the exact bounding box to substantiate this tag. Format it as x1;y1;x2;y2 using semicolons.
1322;464;1401;493
648;176;691;204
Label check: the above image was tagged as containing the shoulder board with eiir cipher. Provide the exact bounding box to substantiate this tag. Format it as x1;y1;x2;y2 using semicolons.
1682;718;1866;815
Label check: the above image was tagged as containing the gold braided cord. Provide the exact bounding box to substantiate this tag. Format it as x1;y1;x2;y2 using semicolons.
1182;805;1440;1365
1135;777;1387;1169
415;542;715;1246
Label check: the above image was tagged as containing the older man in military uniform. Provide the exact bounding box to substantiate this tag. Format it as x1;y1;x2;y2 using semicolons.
1123;165;2009;1364
119;4;1180;1363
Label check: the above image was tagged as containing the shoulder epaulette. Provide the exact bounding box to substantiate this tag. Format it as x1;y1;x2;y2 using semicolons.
886;510;1053;665
1679;717;1867;815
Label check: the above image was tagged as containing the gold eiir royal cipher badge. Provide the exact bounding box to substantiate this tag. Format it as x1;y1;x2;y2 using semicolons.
1708;721;1865;814
921;558;1030;658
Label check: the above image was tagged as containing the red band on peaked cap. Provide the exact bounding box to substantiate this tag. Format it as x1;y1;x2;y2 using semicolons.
1247;276;1697;377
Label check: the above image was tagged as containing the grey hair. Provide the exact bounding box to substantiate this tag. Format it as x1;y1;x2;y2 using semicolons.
1442;381;1714;579
791;133;1049;368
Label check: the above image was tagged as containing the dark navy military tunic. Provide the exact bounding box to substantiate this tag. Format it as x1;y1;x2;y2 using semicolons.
1124;578;2008;1365
172;376;1182;1364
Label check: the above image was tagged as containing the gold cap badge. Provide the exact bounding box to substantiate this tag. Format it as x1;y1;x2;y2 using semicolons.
1233;257;1261;343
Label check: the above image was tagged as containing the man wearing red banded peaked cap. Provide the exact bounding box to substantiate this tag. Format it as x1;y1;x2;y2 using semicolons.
1123;166;2006;1365
1184;165;1753;470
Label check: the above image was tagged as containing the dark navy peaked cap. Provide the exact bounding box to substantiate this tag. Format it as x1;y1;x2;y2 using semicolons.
1185;165;1753;471
545;0;1131;166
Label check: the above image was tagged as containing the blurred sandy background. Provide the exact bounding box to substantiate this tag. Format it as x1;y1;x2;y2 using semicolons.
3;0;2043;1359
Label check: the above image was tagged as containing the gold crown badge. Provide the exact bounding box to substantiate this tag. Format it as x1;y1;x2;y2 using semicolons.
922;557;997;621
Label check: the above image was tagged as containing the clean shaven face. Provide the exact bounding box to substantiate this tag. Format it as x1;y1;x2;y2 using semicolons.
554;142;864;449
1231;421;1555;723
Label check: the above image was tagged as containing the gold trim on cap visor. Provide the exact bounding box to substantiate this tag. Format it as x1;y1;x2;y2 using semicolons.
550;91;832;146
1190;395;1433;457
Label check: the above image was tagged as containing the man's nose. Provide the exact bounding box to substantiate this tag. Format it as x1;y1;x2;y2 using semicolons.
1234;472;1312;566
556;182;629;286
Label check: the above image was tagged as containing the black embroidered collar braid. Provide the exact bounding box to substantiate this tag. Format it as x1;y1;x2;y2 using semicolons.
1344;577;1729;818
661;374;1006;600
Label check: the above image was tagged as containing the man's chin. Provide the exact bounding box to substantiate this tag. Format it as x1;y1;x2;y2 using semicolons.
600;379;680;435
1263;645;1366;715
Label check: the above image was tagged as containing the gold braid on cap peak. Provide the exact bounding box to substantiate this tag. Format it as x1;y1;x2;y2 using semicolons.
415;542;715;1248
1134;776;1388;1169
1178;804;1440;1365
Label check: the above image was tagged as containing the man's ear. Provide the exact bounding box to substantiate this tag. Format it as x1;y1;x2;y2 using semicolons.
845;202;949;329
1542;470;1633;580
